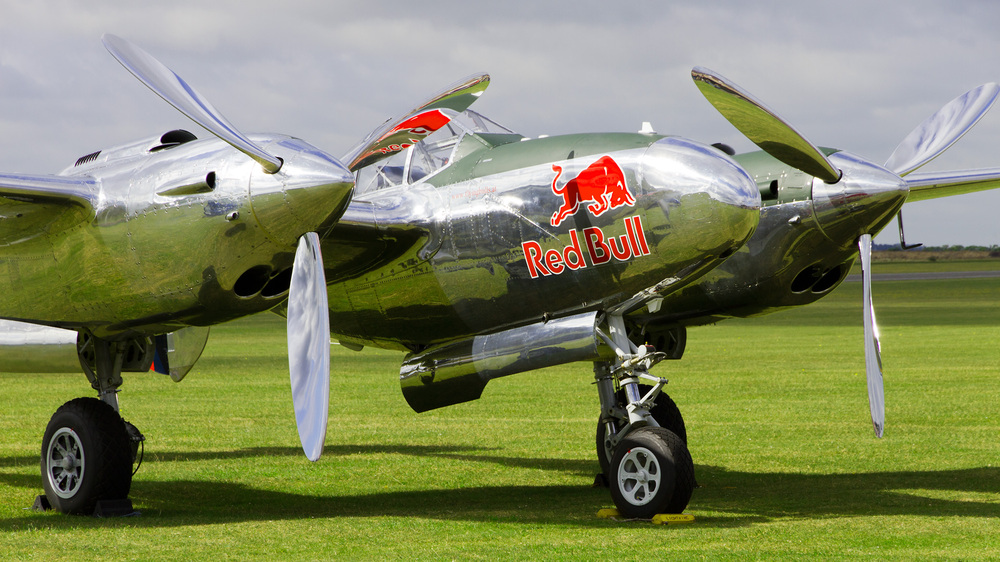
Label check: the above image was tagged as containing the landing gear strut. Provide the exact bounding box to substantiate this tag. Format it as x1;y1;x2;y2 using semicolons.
39;334;149;515
594;313;695;517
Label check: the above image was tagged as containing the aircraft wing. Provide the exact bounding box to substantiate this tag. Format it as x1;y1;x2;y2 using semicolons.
904;168;1000;203
0;173;99;242
0;173;99;206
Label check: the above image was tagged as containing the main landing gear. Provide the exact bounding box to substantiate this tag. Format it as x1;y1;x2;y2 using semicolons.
594;314;695;518
39;334;148;515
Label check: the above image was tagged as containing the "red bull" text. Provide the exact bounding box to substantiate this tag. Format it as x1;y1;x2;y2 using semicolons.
521;216;651;279
550;155;635;227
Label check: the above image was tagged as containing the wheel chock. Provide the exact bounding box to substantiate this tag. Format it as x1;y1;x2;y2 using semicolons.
31;495;51;512
30;495;139;517
597;508;695;524
652;513;695;525
93;498;139;518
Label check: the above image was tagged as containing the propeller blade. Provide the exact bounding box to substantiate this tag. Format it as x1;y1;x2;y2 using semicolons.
102;34;283;173
858;234;885;438
884;83;1000;177
344;73;490;171
287;232;331;461
692;67;841;184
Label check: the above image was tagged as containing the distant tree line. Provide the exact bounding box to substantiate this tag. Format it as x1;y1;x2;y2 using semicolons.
874;243;1000;252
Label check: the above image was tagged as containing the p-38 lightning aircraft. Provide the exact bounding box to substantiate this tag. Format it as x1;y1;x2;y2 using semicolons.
4;35;1000;519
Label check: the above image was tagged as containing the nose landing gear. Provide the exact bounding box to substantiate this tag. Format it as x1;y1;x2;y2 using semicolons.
594;313;694;518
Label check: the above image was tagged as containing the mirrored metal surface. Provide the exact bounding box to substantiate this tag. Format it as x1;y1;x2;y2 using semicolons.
884;82;999;177
102;34;282;173
811;151;908;243
0;132;351;339
905;167;1000;202
859;234;884;437
152;326;211;382
287;232;330;462
692;66;841;184
325;131;759;350
400;311;609;412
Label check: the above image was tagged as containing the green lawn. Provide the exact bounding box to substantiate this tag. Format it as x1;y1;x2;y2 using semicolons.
1;270;999;559
870;257;1000;274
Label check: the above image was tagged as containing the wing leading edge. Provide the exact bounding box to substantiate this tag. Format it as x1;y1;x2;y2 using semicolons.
0;173;99;208
0;173;99;244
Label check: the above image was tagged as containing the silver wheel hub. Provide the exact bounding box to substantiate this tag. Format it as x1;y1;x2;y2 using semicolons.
46;427;85;499
617;446;661;506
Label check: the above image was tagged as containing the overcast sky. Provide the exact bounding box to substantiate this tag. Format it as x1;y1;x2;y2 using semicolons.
2;0;999;245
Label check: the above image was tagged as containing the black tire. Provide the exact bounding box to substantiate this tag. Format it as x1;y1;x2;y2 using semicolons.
609;426;695;518
41;397;133;515
596;389;686;477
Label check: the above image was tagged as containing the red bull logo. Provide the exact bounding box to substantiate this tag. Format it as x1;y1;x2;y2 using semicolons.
522;154;650;279
550;155;635;227
522;216;651;279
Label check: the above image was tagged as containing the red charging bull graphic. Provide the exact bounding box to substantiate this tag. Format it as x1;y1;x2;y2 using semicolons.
550;155;635;227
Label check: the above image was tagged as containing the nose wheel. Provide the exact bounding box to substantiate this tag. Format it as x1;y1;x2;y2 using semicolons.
594;312;695;518
609;426;694;519
596;385;687;479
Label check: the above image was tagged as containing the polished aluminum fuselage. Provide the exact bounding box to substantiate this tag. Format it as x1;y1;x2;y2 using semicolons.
0;132;353;339
320;133;761;350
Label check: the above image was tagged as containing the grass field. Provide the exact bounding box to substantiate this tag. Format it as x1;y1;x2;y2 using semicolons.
2;263;999;559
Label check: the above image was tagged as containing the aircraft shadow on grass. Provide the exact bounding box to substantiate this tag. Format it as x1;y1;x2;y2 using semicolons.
2;446;998;527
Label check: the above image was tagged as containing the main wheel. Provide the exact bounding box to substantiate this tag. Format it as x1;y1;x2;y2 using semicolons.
609;426;695;518
596;389;686;477
41;397;133;515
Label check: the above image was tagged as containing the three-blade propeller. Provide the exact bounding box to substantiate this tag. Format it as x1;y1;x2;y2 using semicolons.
104;34;335;459
693;67;998;437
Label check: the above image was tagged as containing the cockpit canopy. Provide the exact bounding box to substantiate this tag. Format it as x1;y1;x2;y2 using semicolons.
354;110;516;194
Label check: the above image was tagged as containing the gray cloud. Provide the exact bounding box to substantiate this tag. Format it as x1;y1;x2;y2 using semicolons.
1;0;998;244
